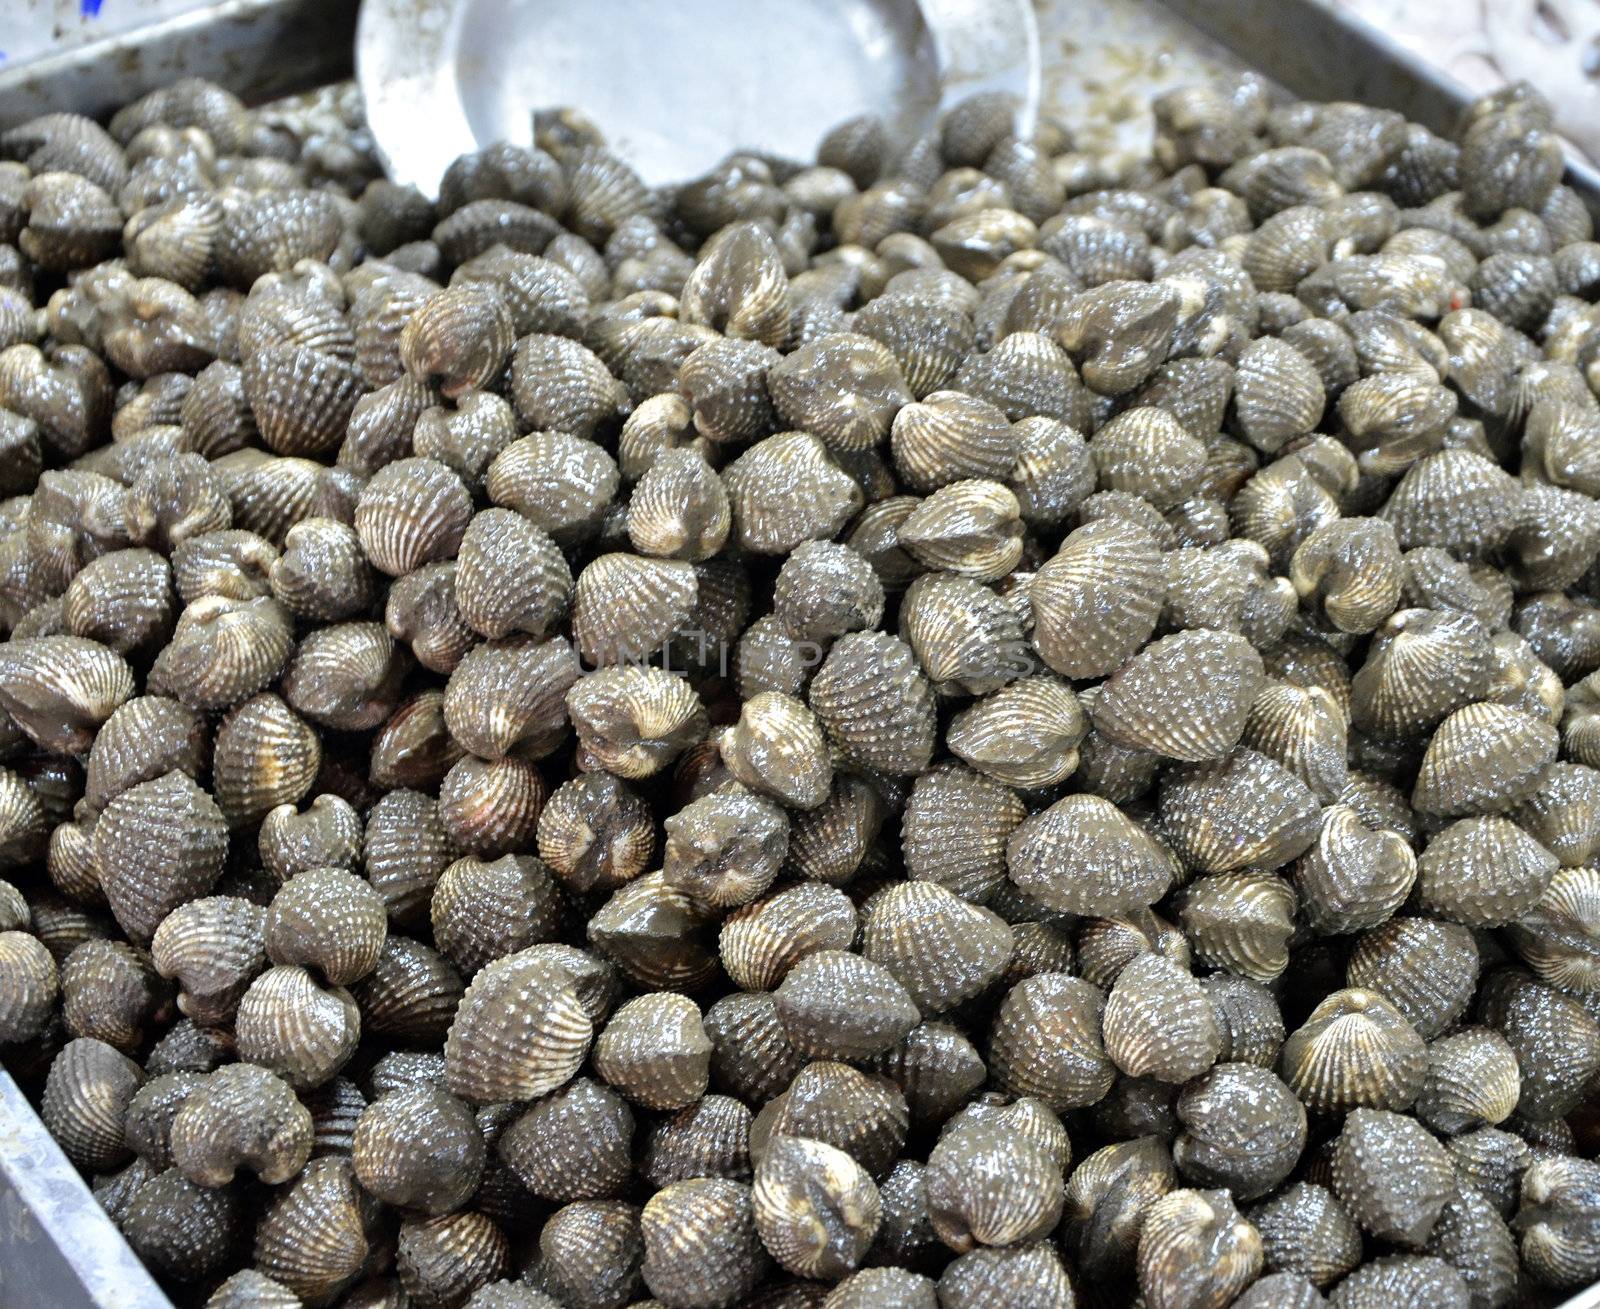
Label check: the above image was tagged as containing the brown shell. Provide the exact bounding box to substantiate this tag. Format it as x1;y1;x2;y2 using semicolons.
808;632;936;776
593;992;712;1111
925;1119;1061;1254
149;895;264;1025
1136;1188;1263;1309
92;770;226;943
42;1036;144;1172
861;880;1012;1014
1007;794;1173;917
1031;518;1164;679
1103;953;1222;1083
454;509;572;642
536;771;655;894
989;973;1114;1112
724;431;865;555
253;1157;381;1306
567;666;707;780
640;1178;767;1308
354;457;472;578
211;693;320;828
351;1083;484;1215
148;594;293;712
0;634;134;754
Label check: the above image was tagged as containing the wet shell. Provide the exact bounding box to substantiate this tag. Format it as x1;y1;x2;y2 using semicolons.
1031;518;1164;679
253;1157;380;1306
1293;804;1416;935
210;693;320;828
453;510;573;642
400;285;514;399
861;881;1012;1014
43;1036;144;1171
808;632;936;776
718;883;856;994
235;965;360;1090
885;394;1017;501
1412;701;1557;817
566;666;708;779
0;928;58;1043
268;518;375;623
774;949;920;1061
988;973;1114;1112
719;694;832;812
588;992;710;1112
1290;518;1403;635
443;636;580;762
524;1200;642;1308
1233;336;1326;452
148;594;293;712
1094;631;1264;762
570;552;697;667
1280;988;1427;1114
894;480;1023;583
149;895;264;1025
772;540;884;645
1345;916;1480;1039
443;948;593;1105
0;635;133;754
924;1119;1061;1254
536;771;655;894
640;1177;768;1308
264;867;387;987
1136;1187;1263;1309
168;1061;312;1187
496;1076;633;1205
628;449;730;562
262;793;363;884
1413;1027;1520;1136
1160;749;1321;874
92;770;226;943
1104;953;1222;1083
1251;1183;1362;1290
1350;608;1492;739
662;785;788;909
1331;1107;1455;1247
1414;816;1557;927
723;431;865;554
768;333;910;454
945;676;1086;790
1006;794;1172;916
437;754;548;858
354;457;472;578
361;784;457;915
348;936;463;1046
430;853;558;979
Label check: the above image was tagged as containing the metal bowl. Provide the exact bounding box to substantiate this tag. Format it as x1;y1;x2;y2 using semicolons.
357;0;1040;193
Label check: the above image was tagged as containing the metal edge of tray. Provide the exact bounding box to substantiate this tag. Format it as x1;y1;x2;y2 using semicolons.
1151;0;1600;219
0;0;359;126
0;1069;171;1309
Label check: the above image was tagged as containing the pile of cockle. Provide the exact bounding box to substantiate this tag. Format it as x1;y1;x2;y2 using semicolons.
2;66;1600;1309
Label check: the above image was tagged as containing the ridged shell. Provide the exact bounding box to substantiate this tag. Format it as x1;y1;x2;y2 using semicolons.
988;973;1114;1111
42;1036;143;1171
536;771;655;894
808;632;936;776
767;333;910;454
149;895;264;1025
1346;916;1479;1039
1412;702;1558;816
0;635;133;754
1031;518;1163;679
443;636;580;761
92;771;226;943
148;594;293;712
571;552;697;666
235;964;360;1090
1007;794;1172;916
1094;631;1264;762
566;666;707;779
861;881;1012;1013
443;948;593;1104
253;1157;379;1306
1331;1107;1455;1247
1136;1187;1263;1309
593;992;711;1111
640;1178;767;1308
1414;1027;1521;1135
1293;804;1416;935
1351;608;1492;739
894;480;1024;583
945;676;1086;790
925;1119;1061;1254
774;949;920;1060
354;457;472;578
723;431;864;554
1281;988;1427;1114
169;1061;313;1186
0;928;58;1043
211;693;320;828
1415;816;1558;927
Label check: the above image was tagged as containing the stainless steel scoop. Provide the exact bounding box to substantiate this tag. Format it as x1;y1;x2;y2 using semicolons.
357;0;1040;194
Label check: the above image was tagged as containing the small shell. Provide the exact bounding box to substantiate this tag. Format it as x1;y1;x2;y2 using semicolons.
566;666;707;779
261;793;362;885
1414;1027;1521;1135
719;883;858;992
526;1200;643;1308
628;449;730;562
148;594;293;712
236;964;360;1090
724;431;865;554
269;518;375;623
751;1133;881;1279
253;1157;380;1306
890;391;1017;493
211;693;320;828
264;867;387;987
92;770;226;943
861;881;1012;1014
42;1036;144;1172
1412;701;1558;817
449;510;574;643
1160;748;1321;874
1104;953;1222;1083
1290;517;1404;635
1135;1188;1263;1309
0;634;133;754
443;636;580;764
894;480;1023;583
354;457;472;578
570;552;699;666
773;540;885;645
988;973;1114;1112
590;992;711;1112
808;632;936;777
443;948;593;1104
1055;280;1180;396
168;1061;313;1187
496;1076;633;1204
1031;518;1164;679
774;949;920;1061
1350;608;1492;739
924;1119;1061;1254
0;929;58;1043
1331;1107;1455;1247
1280;988;1427;1114
1233;336;1326;452
720;693;833;812
1248;1187;1367;1294
437;755;547;858
1414;816;1558;927
1293;804;1416;935
588;871;717;992
1006;794;1172;916
768;333;910;454
1345;916;1480;1039
536;771;655;894
149;895;264;1025
640;1178;767;1308
945;676;1086;789
1094;630;1265;762
662;785;789;910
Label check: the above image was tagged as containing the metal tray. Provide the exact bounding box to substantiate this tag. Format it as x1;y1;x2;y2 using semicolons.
0;2;1599;1306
